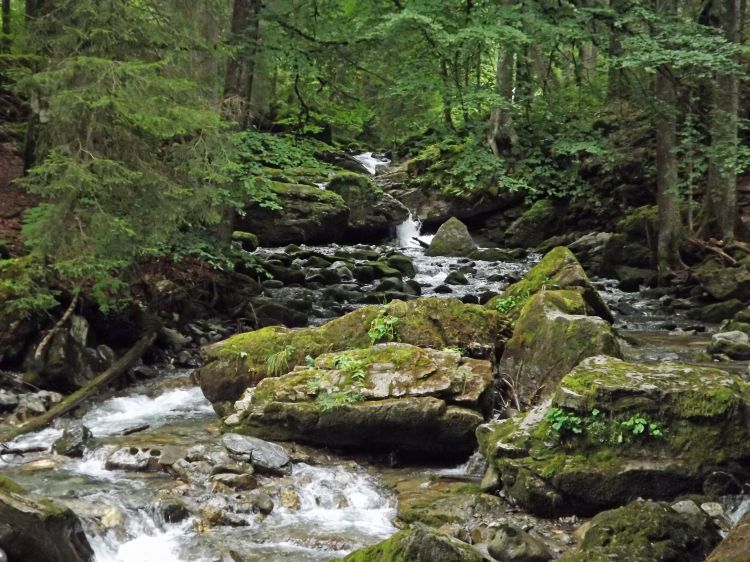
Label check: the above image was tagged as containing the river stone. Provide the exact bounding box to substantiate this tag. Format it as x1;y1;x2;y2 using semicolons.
686;299;746;324
228;343;492;459
488;522;552;562
705;509;750;562
211;473;257;491
426;217;478;257
695;258;750;302
708;331;750;359
341;525;483;562
0;390;18;412
0;476;94;562
559;500;720;562
199;298;511;415
246;490;274;514
477;355;750;516
498;289;621;405
105;446;162;472
157;498;190;523
445;271;469;285
222;434;291;475
52;423;93;458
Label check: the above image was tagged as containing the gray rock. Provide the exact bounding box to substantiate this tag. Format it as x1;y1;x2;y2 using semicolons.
222;434;291;475
52;424;93;458
425;217;478;258
105;447;162;472
210;473;257;491
488;523;552;562
445;271;469;285
0;390;18;412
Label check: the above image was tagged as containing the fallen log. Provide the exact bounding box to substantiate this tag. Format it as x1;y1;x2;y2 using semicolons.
686;237;737;267
0;332;157;444
411;236;429;249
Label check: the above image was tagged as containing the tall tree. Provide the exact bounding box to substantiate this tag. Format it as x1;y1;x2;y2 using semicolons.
654;0;683;278
699;0;744;242
223;0;262;129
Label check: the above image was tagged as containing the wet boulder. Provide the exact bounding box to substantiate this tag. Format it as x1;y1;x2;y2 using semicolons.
198;298;511;415
694;258;750;302
488;522;553;562
52;423;93;458
225;343;493;459
425;217;478;258
477;356;750;516
341;525;483;562
486;247;613;323
686;299;746;324
235;182;349;246
506;199;565;248
708;331;750;360
497;289;622;405
105;446;163;472
0;476;94;562
560;500;720;562
327;173;409;242
221;433;291;475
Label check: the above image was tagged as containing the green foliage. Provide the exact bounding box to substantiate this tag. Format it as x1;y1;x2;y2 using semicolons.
494;291;530;314
546;407;664;445
0;257;59;319
315;389;365;412
265;345;296;377
333;353;367;385
368;307;400;345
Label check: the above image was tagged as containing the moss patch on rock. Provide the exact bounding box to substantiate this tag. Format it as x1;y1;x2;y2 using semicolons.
340;526;483;562
477;356;750;516
199;298;511;414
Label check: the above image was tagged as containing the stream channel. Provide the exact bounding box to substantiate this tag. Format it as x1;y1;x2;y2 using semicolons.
2;153;749;561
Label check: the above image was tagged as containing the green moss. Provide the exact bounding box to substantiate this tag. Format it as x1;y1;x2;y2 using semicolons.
0;475;27;495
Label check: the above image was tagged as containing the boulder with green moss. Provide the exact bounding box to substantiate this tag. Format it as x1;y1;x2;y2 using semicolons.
497;289;621;405
0;475;94;562
486;247;613;323
425;217;478;257
198;298;512;415
327;172;409;241
224;343;491;458
340;525;483;562
236;181;349;246
506;199;565;248
560;500;720;562
694;258;750;302
477;355;750;516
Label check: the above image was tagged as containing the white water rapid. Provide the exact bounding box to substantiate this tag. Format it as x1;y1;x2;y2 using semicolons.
352;152;390;175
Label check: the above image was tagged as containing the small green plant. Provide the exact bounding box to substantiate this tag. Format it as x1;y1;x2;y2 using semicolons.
315;390;365;412
368;307;400;345
305;377;322;394
619;414;664;442
493;289;532;314
265;344;296;376
546;407;584;437
333;354;367;385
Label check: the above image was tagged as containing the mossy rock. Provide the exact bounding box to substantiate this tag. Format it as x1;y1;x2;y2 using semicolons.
327;172;409;241
0;476;94;562
694;258;750;302
617;205;658;238
199;298;512;414
231;230;259;252
477;356;750;516
225;343;491;458
560;500;720;562
486;247;613;323
506;199;564;248
686;299;746;324
235;181;349;246
425;217;478;258
498;289;622;405
339;525;483;562
395;481;501;529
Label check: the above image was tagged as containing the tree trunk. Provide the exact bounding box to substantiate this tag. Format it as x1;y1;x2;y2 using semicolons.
1;0;10;52
607;0;626;102
655;0;683;279
699;0;743;242
223;0;261;129
488;44;516;156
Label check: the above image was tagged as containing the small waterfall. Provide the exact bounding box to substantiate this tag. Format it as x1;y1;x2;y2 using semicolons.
395;213;434;248
352;152;390;176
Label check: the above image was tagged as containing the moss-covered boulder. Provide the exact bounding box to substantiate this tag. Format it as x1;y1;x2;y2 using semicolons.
477;356;750;516
506;199;565;248
340;526;483;562
686;299;745;323
0;475;94;562
224;343;491;458
236;181;349;246
198;298;512;414
706;510;750;562
498;290;621;405
327;173;409;241
694;258;750;302
560;500;720;562
486;247;613;323
425;217;479;257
